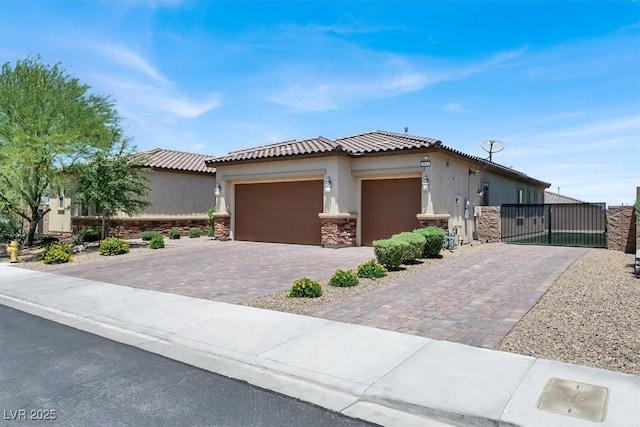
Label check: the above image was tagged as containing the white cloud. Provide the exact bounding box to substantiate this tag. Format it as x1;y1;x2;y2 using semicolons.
443;102;469;113
266;47;525;112
92;44;168;83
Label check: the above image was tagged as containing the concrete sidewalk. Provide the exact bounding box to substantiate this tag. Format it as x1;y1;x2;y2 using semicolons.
1;265;638;427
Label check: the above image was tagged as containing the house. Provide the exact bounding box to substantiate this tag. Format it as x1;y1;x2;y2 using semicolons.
45;148;217;237
544;191;585;204
206;130;550;247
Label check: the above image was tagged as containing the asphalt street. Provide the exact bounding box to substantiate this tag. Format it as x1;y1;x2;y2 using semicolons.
0;305;373;427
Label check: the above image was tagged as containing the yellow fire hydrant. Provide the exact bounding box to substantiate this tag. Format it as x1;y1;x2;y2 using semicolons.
6;240;19;263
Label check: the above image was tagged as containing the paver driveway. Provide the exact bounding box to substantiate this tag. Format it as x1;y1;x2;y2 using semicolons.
315;244;588;349
44;240;374;303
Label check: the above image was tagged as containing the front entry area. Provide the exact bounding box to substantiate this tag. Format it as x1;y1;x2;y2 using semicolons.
360;177;422;246
234;180;323;245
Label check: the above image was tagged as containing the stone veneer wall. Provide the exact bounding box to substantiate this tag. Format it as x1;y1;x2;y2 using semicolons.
476;206;501;243
607;206;636;253
213;214;231;240
72;217;208;239
320;217;357;247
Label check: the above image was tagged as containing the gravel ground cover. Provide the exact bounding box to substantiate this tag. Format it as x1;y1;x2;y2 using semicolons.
497;248;640;375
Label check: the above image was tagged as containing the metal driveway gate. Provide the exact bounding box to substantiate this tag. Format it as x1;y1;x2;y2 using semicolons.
501;203;607;248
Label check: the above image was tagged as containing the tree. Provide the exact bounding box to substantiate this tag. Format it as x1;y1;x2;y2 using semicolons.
72;141;151;239
0;56;126;245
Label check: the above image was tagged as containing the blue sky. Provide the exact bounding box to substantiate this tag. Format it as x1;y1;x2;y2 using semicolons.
1;0;638;205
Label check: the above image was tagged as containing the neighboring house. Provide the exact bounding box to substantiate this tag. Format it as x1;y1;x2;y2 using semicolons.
206;130;550;247
45;148;217;237
544;191;585;204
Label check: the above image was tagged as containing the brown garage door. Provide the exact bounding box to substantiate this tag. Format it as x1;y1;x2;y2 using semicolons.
235;180;322;245
361;178;421;246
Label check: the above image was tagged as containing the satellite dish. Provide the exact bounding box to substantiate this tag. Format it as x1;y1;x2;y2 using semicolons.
481;140;505;162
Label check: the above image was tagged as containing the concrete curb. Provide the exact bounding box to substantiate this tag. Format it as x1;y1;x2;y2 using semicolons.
1;266;638;426
0;294;451;427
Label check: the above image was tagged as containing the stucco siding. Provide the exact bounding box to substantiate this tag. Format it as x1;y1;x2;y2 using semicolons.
46;196;72;233
135;170;216;217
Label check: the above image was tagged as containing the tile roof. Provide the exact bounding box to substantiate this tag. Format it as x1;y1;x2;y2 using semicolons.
544;191;586;204
336;130;442;153
205;130;550;187
207;131;441;165
132;148;216;174
215;137;339;163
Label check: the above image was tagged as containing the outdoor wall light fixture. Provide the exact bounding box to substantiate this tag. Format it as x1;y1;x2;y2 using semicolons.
325;177;332;193
214;184;221;197
420;156;432;168
422;176;430;191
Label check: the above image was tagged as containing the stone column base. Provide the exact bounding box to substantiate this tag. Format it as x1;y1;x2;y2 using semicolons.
212;213;231;240
416;214;450;230
319;214;357;248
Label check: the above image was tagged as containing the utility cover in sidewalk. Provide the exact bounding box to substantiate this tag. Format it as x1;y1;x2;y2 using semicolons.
537;377;609;422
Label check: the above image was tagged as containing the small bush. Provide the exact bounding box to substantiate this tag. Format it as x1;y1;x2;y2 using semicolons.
82;227;101;242
357;259;388;279
99;238;130;256
72;234;84;246
43;242;72;264
414;226;446;257
329;269;359;287
149;235;165;249
289;277;323;298
391;232;426;263
189;228;201;238
373;239;409;271
141;230;160;241
168;229;181;239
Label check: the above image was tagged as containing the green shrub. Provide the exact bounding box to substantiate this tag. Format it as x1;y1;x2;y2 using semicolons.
82;227;100;242
391;232;426;263
414;226;446;257
149;235;165;249
141;230;160;241
373;239;409;271
207;206;216;237
168;229;181;239
356;259;388;279
329;269;359;287
72;234;84;246
189;228;201;238
0;213;22;243
43;242;72;264
289;277;323;298
99;238;130;256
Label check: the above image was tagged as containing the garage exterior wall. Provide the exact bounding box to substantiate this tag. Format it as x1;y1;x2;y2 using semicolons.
214;152;547;246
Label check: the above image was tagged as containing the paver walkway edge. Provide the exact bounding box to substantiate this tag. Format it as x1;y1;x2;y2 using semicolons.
1;265;639;427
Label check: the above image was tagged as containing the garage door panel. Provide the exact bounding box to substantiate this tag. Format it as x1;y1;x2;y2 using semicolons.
235;181;322;245
361;178;421;246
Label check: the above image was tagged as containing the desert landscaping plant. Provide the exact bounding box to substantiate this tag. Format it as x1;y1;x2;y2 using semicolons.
42;242;72;264
98;238;130;256
168;229;181;239
391;231;426;263
289;277;323;298
189;228;201;238
414;226;446;258
141;230;160;241
356;259;388;279
149;235;165;249
81;227;100;242
207;206;216;237
329;269;359;287
373;238;409;271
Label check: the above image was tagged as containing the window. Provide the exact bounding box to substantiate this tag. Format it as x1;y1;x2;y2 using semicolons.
482;182;489;206
517;189;524;204
533;191;538;204
526;189;531;204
